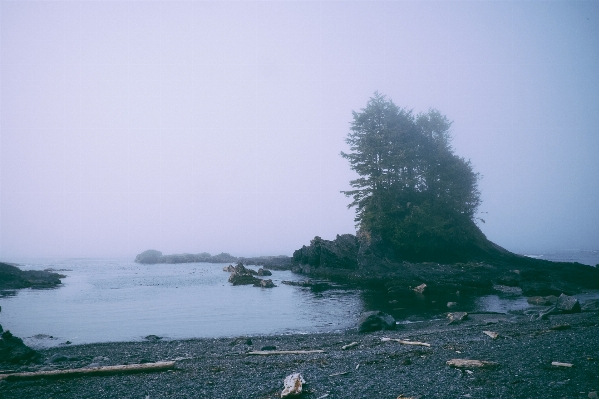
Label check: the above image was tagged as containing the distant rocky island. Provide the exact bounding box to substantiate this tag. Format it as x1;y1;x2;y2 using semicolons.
134;249;292;269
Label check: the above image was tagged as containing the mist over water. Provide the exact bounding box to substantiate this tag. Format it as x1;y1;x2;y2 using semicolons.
1;2;598;259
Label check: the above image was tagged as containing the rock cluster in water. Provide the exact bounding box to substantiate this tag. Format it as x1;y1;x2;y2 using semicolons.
226;263;276;288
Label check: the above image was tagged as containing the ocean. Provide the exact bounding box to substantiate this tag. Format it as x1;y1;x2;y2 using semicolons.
0;250;597;348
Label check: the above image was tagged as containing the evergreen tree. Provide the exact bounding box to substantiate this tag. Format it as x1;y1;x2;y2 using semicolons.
341;93;485;261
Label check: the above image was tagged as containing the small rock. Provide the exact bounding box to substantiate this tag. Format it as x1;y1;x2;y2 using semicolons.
144;335;162;341
556;293;581;313
223;265;235;272
447;312;468;324
447;302;458;309
257;268;272;276
281;373;305;398
588;391;598;399
413;283;428;295
483;330;498;339
357;311;396;333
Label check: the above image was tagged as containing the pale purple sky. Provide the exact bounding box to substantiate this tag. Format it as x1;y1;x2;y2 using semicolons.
1;1;598;258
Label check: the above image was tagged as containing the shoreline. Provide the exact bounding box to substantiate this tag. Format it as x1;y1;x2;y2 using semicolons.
2;311;598;398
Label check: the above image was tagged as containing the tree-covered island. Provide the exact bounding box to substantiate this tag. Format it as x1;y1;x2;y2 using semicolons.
292;93;599;297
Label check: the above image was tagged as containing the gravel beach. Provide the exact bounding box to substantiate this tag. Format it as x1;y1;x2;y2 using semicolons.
1;311;597;398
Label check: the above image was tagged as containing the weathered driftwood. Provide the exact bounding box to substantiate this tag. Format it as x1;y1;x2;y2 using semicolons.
342;342;359;350
381;337;431;347
329;371;349;377
551;361;573;368
483;330;499;339
247;350;325;356
446;359;498;368
0;361;176;381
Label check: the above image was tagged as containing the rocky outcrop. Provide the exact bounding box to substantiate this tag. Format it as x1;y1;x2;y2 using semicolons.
357;311;396;333
228;264;261;286
256;279;276;288
292;234;359;270
0;262;63;290
0;329;38;364
290;233;599;298
257;268;272;276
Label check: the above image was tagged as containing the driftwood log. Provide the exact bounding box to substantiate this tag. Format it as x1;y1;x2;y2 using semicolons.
246;350;325;356
381;337;431;347
0;361;176;381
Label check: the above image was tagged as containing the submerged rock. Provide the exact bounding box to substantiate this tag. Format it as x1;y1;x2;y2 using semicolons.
357;311;396;333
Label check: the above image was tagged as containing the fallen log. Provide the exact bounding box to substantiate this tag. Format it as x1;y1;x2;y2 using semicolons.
247;350;325;356
551;361;573;368
381;337;431;347
447;359;498;368
0;361;176;381
342;342;359;350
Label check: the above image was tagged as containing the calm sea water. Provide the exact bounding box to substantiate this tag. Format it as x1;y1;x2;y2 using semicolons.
1;250;596;347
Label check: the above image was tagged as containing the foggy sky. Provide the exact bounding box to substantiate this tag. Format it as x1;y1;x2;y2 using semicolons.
1;1;598;259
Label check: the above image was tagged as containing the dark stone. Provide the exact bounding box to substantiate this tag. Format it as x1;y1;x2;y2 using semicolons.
293;234;359;270
447;312;468;324
261;345;276;351
257;268;272;276
357;311;396;333
0;330;38;364
228;273;260;286
223;265;235;272
254;279;276;288
556;293;581;313
144;335;162;341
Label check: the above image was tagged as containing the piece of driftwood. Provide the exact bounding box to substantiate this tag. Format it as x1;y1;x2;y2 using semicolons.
246;350;325;356
483;330;499;339
342;342;358;350
551;361;573;368
381;337;431;347
0;361;176;381
447;359;498;368
329;371;349;377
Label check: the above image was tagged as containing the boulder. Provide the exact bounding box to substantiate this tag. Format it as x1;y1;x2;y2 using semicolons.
413;283;429;295
256;279;276;288
357;311;396;333
447;312;468;324
556;293;581;313
223;265;235;272
228;273;260;286
257;268;272;276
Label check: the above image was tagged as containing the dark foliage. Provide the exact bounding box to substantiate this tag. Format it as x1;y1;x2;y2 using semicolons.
341;93;489;261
